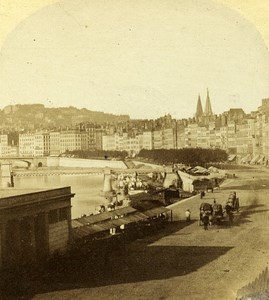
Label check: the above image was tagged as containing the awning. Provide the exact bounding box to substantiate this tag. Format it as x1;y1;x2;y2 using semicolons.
110;218;132;226
250;155;260;164
74;206;137;226
111;206;137;217
71;219;85;229
257;156;265;164
241;154;251;163
91;223;111;232
72;206;171;240
122;213;148;223
95;221;116;231
76;211;113;225
142;206;170;217
228;154;236;162
73;225;104;239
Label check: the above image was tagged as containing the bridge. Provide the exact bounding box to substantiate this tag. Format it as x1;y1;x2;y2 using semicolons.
0;158;216;193
0;157;48;169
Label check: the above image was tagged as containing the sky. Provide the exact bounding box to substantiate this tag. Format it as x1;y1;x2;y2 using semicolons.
0;0;269;120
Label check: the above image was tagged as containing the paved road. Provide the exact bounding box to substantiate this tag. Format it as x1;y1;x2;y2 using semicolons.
32;167;269;300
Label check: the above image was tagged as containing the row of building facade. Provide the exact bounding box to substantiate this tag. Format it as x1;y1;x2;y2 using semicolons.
1;94;269;160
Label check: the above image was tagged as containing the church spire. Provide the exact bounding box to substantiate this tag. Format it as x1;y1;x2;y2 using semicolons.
204;88;213;116
195;94;203;120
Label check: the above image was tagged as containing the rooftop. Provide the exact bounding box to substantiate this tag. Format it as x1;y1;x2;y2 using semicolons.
0;187;49;199
0;186;74;209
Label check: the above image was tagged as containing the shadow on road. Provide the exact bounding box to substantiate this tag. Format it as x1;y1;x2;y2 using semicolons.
204;204;269;229
221;180;269;191
0;221;233;299
5;245;232;299
231;204;268;227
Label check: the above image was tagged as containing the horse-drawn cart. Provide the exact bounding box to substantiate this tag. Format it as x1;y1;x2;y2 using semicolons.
212;203;224;225
198;202;213;226
227;191;239;212
199;202;225;226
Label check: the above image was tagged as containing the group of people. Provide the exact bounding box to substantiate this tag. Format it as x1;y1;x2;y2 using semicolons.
117;173;146;195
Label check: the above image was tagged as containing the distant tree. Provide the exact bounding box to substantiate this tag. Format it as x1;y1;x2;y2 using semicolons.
66;150;128;160
137;148;228;166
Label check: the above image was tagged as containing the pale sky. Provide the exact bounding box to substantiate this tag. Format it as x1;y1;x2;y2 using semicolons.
0;0;269;119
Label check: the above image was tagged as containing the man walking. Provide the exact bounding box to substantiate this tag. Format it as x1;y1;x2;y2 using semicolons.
185;209;191;222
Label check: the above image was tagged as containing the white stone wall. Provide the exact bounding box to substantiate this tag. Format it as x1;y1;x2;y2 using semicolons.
59;157;127;169
49;220;69;254
47;156;60;167
132;160;164;170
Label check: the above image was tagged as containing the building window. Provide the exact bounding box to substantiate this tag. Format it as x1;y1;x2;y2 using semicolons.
59;207;69;221
48;209;58;224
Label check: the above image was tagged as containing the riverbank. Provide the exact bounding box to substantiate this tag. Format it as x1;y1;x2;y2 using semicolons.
13;165;158;177
13;167;106;177
26;166;269;300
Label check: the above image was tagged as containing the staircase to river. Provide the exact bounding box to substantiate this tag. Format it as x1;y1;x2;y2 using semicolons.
124;160;136;169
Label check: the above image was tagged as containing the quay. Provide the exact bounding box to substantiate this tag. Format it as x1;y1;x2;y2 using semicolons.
25;166;269;300
0;160;240;299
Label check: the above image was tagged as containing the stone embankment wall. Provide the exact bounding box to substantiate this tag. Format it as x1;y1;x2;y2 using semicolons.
132;160;164;170
48;157;127;169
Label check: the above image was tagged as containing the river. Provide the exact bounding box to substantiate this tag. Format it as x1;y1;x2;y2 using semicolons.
14;174;106;219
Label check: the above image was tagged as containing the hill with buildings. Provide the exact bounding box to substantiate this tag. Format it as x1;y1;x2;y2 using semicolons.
0;104;130;131
2;94;269;162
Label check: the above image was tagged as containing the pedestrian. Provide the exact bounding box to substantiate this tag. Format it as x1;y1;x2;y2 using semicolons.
212;199;217;210
203;213;209;230
185;209;191;222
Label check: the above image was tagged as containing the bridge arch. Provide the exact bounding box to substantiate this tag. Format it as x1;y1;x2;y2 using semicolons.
11;159;32;169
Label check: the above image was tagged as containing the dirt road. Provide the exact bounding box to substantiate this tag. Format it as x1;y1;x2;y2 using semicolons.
30;167;269;299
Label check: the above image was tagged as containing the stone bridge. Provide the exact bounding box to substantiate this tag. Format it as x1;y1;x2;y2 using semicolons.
0;157;48;169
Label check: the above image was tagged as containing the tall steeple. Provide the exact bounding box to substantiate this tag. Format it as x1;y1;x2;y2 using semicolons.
204;88;213;116
195;94;203;120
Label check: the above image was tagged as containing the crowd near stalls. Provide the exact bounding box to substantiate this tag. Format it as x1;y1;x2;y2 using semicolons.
116;171;187;205
68;170;175;264
114;166;225;205
95;171;167;215
77;165;227;253
116;172;148;196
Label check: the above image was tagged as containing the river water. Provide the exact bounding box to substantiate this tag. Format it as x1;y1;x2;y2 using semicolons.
14;174;106;219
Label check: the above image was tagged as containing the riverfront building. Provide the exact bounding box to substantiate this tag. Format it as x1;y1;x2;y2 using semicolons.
0;187;75;270
0;135;8;157
19;133;50;157
0;134;18;157
3;93;269;162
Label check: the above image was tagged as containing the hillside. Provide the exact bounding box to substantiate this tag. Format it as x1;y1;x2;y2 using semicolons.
0;104;130;130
